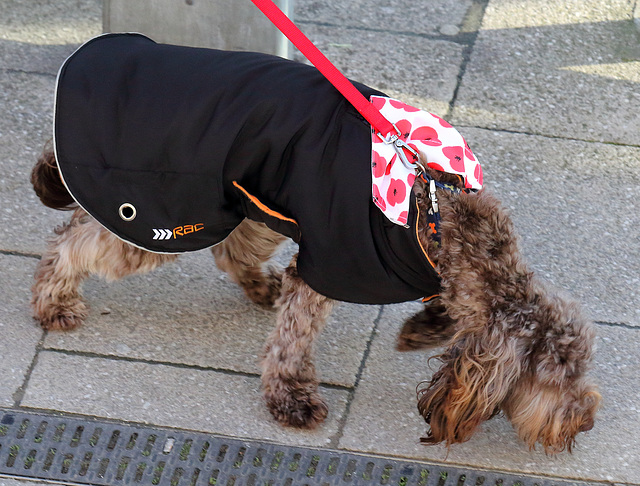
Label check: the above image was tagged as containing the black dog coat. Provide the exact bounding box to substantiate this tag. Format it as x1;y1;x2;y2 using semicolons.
54;33;440;304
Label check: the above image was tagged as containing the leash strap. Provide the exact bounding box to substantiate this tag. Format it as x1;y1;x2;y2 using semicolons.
249;0;397;138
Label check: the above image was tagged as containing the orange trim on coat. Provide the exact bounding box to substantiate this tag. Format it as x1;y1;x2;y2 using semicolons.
422;294;440;303
233;181;299;225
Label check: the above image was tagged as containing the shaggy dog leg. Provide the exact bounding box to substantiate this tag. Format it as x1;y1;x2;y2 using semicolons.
261;255;334;428
397;298;456;351
212;219;286;307
32;209;176;330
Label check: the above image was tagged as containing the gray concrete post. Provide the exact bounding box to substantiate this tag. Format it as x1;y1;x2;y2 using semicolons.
103;0;292;58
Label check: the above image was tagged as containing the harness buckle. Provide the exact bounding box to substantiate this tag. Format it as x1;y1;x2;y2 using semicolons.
428;179;439;214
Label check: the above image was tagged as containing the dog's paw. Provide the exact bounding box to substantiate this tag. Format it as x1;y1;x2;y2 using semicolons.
34;301;87;331
244;267;282;308
264;382;328;428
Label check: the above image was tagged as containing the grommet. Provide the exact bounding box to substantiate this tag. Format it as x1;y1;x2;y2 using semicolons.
118;203;137;221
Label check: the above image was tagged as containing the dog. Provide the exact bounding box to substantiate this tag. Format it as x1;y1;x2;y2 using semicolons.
30;33;600;454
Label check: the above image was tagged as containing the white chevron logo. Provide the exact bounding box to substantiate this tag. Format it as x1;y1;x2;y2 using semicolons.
152;228;173;240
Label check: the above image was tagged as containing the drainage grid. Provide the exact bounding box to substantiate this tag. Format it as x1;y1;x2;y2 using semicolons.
0;409;600;486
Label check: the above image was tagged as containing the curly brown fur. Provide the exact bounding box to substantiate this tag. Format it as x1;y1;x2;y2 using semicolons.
261;255;334;428
413;172;600;454
31;143;77;210
32;208;177;330
397;298;456;351
212;219;286;307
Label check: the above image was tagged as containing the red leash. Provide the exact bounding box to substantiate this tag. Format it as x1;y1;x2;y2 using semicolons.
249;0;397;138
250;0;421;170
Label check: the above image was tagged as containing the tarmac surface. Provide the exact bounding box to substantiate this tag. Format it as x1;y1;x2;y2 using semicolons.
1;0;639;484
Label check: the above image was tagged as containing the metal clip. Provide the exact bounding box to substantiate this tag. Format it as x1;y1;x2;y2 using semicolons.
376;124;426;174
428;179;439;214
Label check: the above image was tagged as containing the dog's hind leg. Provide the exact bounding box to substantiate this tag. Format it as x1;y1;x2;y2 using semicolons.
32;209;177;330
261;254;334;428
212;219;287;307
397;298;457;351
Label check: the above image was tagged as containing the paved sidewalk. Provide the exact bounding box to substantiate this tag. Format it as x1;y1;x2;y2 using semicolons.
1;0;639;484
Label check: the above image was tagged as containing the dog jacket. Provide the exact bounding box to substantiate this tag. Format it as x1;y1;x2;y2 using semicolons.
54;33;442;304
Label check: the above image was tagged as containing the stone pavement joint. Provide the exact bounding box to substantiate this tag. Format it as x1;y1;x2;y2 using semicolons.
10;331;46;409
29;347;358;394
327;305;385;449
596;321;640;331
296;19;469;44
455;125;640;149
460;0;491;35
0;250;41;260
446;0;491;118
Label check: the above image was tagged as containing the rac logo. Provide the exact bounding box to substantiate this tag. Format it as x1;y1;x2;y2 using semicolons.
152;223;204;241
173;223;204;238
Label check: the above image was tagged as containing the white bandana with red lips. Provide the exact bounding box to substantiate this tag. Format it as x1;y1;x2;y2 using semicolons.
370;96;483;226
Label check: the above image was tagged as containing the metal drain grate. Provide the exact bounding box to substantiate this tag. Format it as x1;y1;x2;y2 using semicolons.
0;409;599;486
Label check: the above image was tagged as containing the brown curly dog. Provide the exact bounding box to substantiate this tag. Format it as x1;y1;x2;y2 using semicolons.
31;147;599;453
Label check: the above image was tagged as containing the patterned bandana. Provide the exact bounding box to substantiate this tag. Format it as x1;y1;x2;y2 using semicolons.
370;96;483;226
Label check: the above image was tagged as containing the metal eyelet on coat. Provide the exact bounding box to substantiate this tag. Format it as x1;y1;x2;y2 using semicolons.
118;203;137;221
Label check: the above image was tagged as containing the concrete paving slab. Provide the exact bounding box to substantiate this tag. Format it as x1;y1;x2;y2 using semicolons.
0;479;52;486
22;351;349;448
0;255;42;407
0;0;100;86
0;41;79;76
461;127;640;327
0;69;67;256
0;0;101;46
43;251;380;387
294;0;472;37
105;0;292;57
339;303;640;484
451;0;640;145
294;24;465;117
0;0;100;257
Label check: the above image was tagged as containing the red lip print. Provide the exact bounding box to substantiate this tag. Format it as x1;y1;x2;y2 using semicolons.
434;115;452;129
463;139;476;161
474;163;483;186
389;99;420;112
395;119;412;141
386;178;407;207
372;184;386;211
442;146;465;172
371;97;387;110
372;150;387;178
385;154;397;176
411;126;442;146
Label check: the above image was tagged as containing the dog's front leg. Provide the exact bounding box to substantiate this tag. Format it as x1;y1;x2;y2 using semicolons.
261;254;334;428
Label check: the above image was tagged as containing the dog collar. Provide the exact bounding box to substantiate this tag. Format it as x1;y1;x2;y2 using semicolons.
421;173;463;246
370;96;482;226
